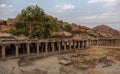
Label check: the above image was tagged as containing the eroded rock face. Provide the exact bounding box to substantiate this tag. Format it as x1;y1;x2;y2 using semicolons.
71;23;80;31
6;18;15;26
0;20;6;25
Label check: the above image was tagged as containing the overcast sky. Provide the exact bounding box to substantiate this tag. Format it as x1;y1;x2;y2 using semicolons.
0;0;120;30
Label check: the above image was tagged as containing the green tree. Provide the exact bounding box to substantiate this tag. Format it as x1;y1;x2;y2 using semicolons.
11;5;60;39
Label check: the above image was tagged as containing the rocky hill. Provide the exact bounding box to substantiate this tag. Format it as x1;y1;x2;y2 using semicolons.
0;17;120;39
53;21;111;39
93;25;120;38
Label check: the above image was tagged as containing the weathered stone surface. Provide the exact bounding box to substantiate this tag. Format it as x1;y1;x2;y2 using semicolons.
98;55;107;63
0;66;8;74
59;60;72;65
0;20;6;25
22;69;48;74
71;23;80;31
6;18;14;26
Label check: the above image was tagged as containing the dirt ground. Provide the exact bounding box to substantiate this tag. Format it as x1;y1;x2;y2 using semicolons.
0;46;120;74
0;56;60;74
58;46;120;74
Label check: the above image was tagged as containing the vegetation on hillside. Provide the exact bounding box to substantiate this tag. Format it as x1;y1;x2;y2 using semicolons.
10;5;60;39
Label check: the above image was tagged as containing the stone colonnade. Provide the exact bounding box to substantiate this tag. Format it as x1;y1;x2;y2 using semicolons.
0;38;120;59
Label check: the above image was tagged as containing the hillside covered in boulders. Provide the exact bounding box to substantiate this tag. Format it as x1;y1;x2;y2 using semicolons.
0;17;120;40
93;25;120;38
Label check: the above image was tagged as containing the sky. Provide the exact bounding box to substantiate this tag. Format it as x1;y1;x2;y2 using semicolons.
0;0;120;30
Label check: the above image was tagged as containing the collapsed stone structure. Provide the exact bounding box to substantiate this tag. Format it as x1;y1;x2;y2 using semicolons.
0;38;120;60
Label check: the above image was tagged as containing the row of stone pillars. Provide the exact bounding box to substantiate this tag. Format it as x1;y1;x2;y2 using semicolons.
0;38;119;60
0;40;87;59
87;39;116;46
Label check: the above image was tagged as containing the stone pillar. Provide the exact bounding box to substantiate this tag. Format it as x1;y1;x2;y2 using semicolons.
114;39;116;46
111;39;113;46
96;40;98;46
51;42;55;52
118;39;120;45
86;40;88;47
63;42;66;51
101;40;102;46
112;39;114;46
93;40;95;46
102;40;103;46
15;44;19;57
36;43;40;56
107;40;109;46
2;44;6;59
95;40;97;46
101;40;103;46
82;41;85;48
91;40;93;46
90;40;92;46
64;42;67;51
94;40;96;45
78;41;80;49
105;40;106;46
27;43;30;56
69;41;72;50
57;42;61;52
109;40;111;46
105;40;107;46
116;39;118;45
98;40;100;46
89;40;91;47
87;40;90;47
45;42;48;54
107;40;108;46
113;39;115;46
94;40;95;46
73;41;76;49
100;40;102;46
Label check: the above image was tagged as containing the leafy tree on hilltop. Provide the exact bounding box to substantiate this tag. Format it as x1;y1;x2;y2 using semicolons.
11;5;60;39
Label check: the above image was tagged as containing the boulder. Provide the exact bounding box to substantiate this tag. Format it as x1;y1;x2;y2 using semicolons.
6;18;14;26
